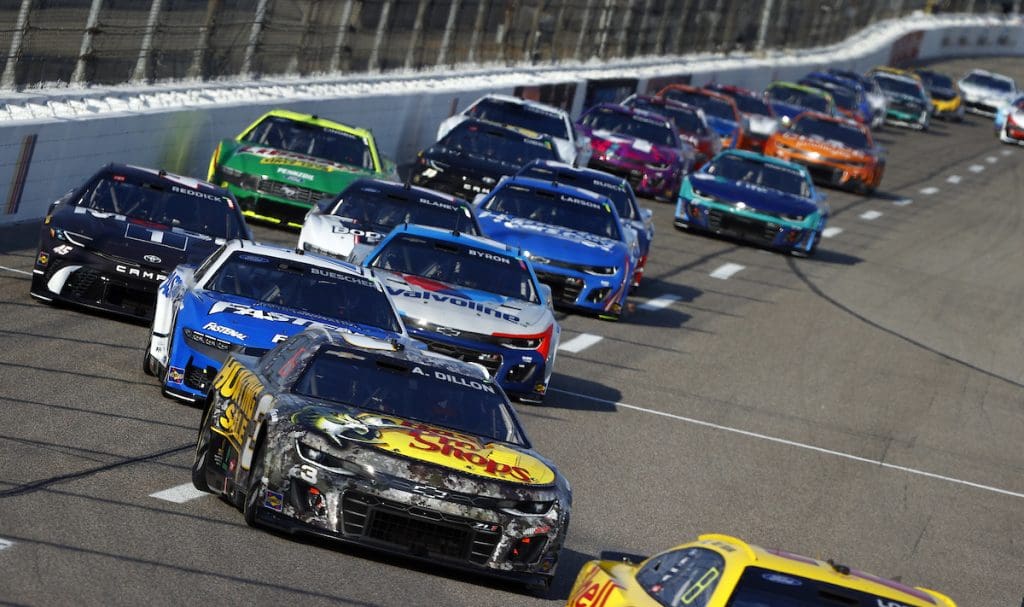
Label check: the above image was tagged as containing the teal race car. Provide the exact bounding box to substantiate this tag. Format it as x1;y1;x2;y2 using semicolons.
208;109;397;228
674;149;828;256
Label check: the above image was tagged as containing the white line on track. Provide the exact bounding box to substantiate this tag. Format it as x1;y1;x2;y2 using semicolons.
946;175;961;184
558;333;603;353
550;388;1024;500
968;164;985;173
709;263;745;280
638;294;681;311
0;265;31;276
859;210;882;221
986;156;998;163
1001;149;1013;156
821;227;843;238
893;198;913;206
150;483;207;504
919;187;939;195
0;538;13;551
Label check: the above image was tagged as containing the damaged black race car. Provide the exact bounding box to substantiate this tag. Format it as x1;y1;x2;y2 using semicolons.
191;325;571;591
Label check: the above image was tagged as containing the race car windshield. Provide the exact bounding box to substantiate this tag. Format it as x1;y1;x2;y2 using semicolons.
726;93;773;117
293;348;525;444
805;82;855;109
466;98;570;139
663;91;736;122
517;165;638;220
80;174;246;239
481;185;621;240
636;547;725;607
874;75;925;100
962;72;1014;92
335;189;478;236
791;118;870;150
918;71;953;90
707;155;811;198
626;98;709;135
579;109;677;147
244;116;375;170
369;234;539;303
441;123;558;166
724;566;922;607
205;252;402;332
766;86;830;113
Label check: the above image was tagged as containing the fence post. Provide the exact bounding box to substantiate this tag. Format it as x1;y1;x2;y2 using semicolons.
241;0;270;78
71;0;104;85
467;0;489;63
187;0;220;79
636;0;655;55
615;0;636;58
523;0;546;62
287;0;319;75
436;0;462;65
329;0;357;73
596;0;615;59
131;0;164;83
755;0;775;51
653;0;674;55
0;0;33;89
367;0;394;71
573;0;596;60
404;0;431;69
495;0;519;63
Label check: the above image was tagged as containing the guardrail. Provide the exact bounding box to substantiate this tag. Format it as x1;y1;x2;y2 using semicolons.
0;12;1020;228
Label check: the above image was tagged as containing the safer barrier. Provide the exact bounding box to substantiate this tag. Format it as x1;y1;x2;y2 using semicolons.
0;12;1019;227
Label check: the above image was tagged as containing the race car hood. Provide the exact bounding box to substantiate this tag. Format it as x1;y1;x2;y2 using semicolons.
300;213;389;259
746;113;779;137
477;211;626;265
885;92;927;107
588;130;680;164
51;204;221;271
219;140;378;192
285;405;559;487
688;173;820;218
769;100;812;121
958;81;1014;101
702;114;739;139
180;290;397;355
776;134;873;162
376;270;549;333
422;145;521;184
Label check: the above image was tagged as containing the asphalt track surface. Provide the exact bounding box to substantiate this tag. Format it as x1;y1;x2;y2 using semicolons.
1;55;1022;607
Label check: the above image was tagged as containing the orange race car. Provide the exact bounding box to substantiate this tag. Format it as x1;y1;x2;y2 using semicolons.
566;533;956;607
764;111;884;193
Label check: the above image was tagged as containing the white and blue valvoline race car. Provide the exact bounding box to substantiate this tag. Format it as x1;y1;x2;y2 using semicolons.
297;177;481;261
354;223;560;404
144;240;408;403
475;176;639;320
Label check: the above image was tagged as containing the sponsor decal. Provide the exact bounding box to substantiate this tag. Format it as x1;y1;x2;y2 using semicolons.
762;572;802;586
239;146;368;173
124;223;188;251
483;212;617;252
143;254;162;264
209;301;315;325
409;366;496;393
410;485;448;499
203;322;247;341
467;248;511;264
53;244;73;256
415;197;459;211
407;430;532;482
276;167;315;182
168;367;185;384
309;266;376;289
211;359;265;449
170;185;224;203
239;254;270;264
386;286;521;323
116;264;167;282
558;194;601;209
263;490;284;512
330;225;385;240
569;565;618;607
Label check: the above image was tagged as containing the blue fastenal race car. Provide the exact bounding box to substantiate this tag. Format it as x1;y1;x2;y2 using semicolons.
475;176;639;320
674;149;828;256
145;240;408;402
354;224;560;404
516;159;654;289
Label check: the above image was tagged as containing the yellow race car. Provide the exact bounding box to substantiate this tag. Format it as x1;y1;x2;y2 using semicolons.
566;533;956;607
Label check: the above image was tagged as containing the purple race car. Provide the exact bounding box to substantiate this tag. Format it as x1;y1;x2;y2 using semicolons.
576;103;694;202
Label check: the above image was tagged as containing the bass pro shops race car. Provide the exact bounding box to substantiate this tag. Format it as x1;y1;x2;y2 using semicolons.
145;240;407;402
30;164;251;322
192;326;571;590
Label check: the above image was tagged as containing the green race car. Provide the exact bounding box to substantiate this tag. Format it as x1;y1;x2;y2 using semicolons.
208;109;397;228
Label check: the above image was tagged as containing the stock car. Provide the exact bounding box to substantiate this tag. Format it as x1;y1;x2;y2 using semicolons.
996;95;1024;144
764;81;837;126
621;94;721;168
517;159;655;289
869;68;931;130
764;111;885;193
657;84;749;150
437;93;592;167
144;240;407;403
411;118;560;197
576;103;694;202
827;68;888;129
705;83;780;152
297;178;480;260
207;109;397;228
30;164;251;322
565;533;957;607
476;176;639;320
914;68;965;121
957;68;1018;115
800;72;873;125
355;224;560;404
192;326;571;591
674;149;828;256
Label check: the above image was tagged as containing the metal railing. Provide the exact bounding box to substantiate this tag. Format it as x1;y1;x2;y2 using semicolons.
0;0;1012;91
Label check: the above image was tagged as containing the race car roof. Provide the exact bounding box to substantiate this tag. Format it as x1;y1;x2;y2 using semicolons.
466;93;568;118
340;177;468;207
499;175;618;210
383;223;529;259
104;163;232;198
241;108;374;140
218;239;374;281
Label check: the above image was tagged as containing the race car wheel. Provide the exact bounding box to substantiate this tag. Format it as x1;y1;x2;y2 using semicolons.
143;337;156;376
191;397;216;492
242;438;267;528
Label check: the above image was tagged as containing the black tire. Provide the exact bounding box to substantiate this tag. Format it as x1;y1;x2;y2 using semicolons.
191;397;216;492
142;337;156;376
242;437;267;528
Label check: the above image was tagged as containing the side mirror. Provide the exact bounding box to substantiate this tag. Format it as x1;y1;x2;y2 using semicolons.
315;197;334;213
472;193;487;207
381;156;398;180
640;207;654;222
539;283;554;310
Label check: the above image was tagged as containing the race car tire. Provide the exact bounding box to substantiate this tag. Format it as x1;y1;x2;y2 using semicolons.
242;436;267;528
143;337;156;376
191;398;216;492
